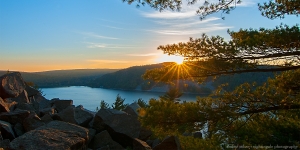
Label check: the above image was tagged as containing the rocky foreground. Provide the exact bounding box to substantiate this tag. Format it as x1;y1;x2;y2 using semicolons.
0;72;182;150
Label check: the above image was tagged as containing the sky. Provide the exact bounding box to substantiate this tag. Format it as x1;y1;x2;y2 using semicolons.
0;0;298;72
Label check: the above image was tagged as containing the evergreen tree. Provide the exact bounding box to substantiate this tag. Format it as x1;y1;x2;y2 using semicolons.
112;94;128;111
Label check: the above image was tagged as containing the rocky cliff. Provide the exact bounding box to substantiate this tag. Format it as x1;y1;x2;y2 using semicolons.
0;72;182;150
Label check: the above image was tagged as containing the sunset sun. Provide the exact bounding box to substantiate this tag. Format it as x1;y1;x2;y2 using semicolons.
155;54;185;65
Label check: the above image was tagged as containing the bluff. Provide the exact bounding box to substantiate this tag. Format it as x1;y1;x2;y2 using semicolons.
0;72;182;150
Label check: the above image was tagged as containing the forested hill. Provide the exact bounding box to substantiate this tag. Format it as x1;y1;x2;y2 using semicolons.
88;64;276;93
88;64;164;90
0;69;118;88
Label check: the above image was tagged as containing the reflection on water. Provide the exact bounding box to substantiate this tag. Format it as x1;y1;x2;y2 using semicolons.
42;86;207;111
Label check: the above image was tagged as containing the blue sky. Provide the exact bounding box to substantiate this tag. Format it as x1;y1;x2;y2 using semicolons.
0;0;298;72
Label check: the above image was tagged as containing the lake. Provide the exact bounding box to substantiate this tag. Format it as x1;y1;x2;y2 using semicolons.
42;86;207;111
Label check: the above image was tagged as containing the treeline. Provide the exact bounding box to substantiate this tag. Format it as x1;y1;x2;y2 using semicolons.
0;69;117;88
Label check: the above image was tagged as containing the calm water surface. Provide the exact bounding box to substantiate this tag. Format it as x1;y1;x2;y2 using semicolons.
42;86;206;111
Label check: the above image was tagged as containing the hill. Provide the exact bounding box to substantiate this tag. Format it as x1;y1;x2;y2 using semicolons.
0;69;118;88
88;64;276;94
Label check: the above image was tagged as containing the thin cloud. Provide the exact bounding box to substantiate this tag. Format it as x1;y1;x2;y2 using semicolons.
141;10;196;19
152;25;233;35
102;25;124;30
84;42;144;49
79;32;118;40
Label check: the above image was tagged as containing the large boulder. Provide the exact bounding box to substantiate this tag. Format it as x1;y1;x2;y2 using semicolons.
25;84;39;98
13;123;25;137
0;139;10;149
88;130;124;150
0;120;16;141
53;99;73;112
0;72;26;99
153;136;182;150
23;112;45;132
9;121;89;150
11;90;29;103
0;109;30;125
93;109;141;138
54;106;94;127
14;102;36;113
124;102;141;117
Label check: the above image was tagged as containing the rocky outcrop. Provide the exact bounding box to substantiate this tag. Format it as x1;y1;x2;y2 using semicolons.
0;72;183;150
0;72;26;99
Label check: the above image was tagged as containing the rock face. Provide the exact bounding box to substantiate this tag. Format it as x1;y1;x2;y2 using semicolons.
9;121;89;150
0;72;26;99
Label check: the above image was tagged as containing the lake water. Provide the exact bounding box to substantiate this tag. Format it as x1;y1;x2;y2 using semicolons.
42;86;207;111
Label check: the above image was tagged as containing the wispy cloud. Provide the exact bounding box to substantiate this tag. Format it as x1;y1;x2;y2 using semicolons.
84;42;144;49
151;25;232;35
141;10;196;19
79;32;118;40
102;25;124;30
139;0;258;35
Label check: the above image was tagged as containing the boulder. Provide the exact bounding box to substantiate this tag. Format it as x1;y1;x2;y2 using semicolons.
39;107;55;116
0;120;15;141
13;123;25;137
74;106;94;127
0;109;30;125
40;114;53;123
11;90;29;103
89;130;124;150
55;106;94;127
0;139;10;149
124;102;141;117
23;112;45;132
153;136;182;150
15;102;36;113
4;99;17;112
9;121;89;150
93;109;141;138
0;97;10;112
139;127;152;141
25;84;39;98
0;72;26;99
87;128;96;146
53;100;73;112
35;95;51;109
132;138;152;150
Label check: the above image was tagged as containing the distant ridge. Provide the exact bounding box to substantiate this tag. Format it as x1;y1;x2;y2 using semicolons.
0;69;118;88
